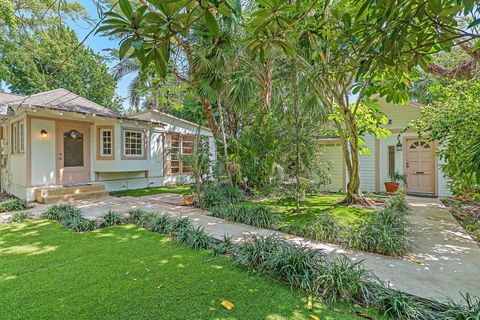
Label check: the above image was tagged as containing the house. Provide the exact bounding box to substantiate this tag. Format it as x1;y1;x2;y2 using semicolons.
0;89;216;202
321;98;451;197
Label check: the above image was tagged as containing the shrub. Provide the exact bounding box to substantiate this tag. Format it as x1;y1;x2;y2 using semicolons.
385;189;409;214
10;211;30;222
349;191;411;256
127;209;147;224
233;235;322;293
211;203;278;228
165;217;192;234
440;292;480;320
43;204;82;222
64;216;97;232
372;286;436;320
200;182;244;209
173;226;213;249
137;212;157;229
0;198;29;213
211;235;235;256
349;220;411;256
100;210;124;228
311;213;342;243
316;256;373;305
148;214;169;233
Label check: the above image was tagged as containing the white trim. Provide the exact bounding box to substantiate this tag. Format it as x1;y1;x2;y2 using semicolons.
99;128;113;157
19;121;25;153
123;129;145;158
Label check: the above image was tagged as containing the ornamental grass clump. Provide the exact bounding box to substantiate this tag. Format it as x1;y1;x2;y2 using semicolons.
232;235;322;294
43;204;96;232
440;292;480;320
100;210;125;228
10;211;30;222
0;198;29;213
211;203;278;228
349;190;412;256
127;209;147;224
65;215;97;232
200;182;244;209
173;225;213;249
316;256;374;305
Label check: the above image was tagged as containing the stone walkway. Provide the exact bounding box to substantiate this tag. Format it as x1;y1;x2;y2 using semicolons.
2;194;479;302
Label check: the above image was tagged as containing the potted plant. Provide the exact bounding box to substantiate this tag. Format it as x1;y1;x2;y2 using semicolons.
183;191;195;206
384;171;407;193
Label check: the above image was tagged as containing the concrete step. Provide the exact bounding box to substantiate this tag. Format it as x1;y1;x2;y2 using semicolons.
34;185;107;204
38;190;109;204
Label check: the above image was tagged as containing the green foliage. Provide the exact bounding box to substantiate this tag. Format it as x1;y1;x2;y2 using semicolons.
0;25;121;110
200;182;245;209
100;211;125;228
278;212;342;243
65;216;97;232
173;226;213;250
127;209;146;224
9;211;30;223
372;286;436;320
414;80;480;195
211;203;278;229
388;171;407;184
316;257;373;305
349;191;411;256
441;293;480;320
0;198;28;213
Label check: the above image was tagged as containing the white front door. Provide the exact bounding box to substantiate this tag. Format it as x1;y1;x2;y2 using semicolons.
56;122;91;185
405;138;435;195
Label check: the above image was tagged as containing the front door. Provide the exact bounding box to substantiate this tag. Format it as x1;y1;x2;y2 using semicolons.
405;138;435;195
56;122;91;185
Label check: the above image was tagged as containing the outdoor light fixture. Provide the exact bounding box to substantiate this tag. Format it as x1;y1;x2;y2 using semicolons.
40;130;48;138
396;135;403;151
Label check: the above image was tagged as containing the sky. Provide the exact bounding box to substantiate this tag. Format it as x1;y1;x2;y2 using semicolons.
67;0;135;107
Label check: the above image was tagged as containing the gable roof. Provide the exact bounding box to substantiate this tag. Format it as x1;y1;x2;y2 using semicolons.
1;89;122;118
128;109;212;132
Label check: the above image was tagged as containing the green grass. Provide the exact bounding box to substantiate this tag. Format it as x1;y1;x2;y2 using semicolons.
258;194;374;230
110;185;192;197
0;220;384;320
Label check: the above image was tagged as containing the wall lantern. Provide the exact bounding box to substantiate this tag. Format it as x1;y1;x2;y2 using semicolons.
40;130;48;138
396;135;403;151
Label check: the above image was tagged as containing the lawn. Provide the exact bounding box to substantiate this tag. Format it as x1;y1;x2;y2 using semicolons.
0;220;384;320
110;185;192;197
258;194;374;230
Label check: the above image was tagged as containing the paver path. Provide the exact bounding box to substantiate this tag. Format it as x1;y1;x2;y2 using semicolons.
2;194;479;302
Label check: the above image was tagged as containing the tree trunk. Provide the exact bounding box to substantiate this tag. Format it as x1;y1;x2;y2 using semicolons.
338;109;374;206
200;97;221;141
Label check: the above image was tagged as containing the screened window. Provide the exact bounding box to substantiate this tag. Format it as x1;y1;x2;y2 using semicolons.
64;130;84;167
19;122;24;153
388;146;395;176
12;124;17;153
100;129;113;156
166;134;206;175
123;130;144;157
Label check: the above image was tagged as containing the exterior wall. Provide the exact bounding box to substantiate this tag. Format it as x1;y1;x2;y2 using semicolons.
359;134;376;191
30;118;56;186
0;107;216;200
1;112;28;199
321;144;344;192
320;99;451;197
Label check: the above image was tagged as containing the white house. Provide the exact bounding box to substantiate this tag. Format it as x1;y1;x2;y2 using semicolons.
0;89;216;202
321;98;451;197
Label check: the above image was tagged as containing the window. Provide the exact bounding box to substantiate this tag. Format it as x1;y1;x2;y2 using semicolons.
100;129;113;156
123;129;145;158
165;134;206;175
19;122;24;153
63;130;84;167
12;124;17;153
410;141;431;149
388;146;395;176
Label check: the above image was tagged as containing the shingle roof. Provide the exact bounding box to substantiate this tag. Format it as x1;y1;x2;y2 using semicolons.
0;89;122;118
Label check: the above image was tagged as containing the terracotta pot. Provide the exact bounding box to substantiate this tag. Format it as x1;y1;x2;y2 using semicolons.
384;181;400;193
183;195;194;206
